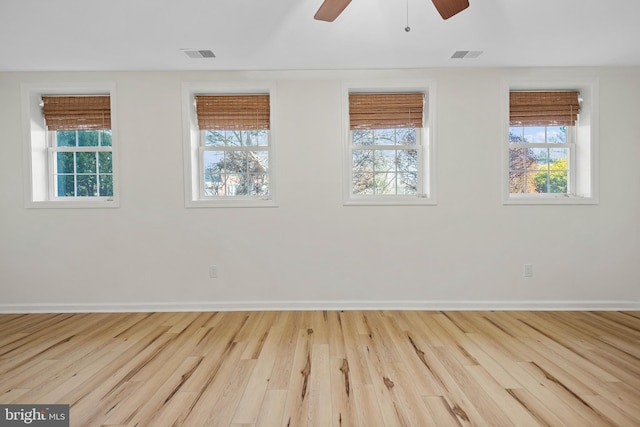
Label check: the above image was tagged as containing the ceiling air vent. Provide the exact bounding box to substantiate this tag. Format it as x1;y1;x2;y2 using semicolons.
183;50;216;59
451;50;483;59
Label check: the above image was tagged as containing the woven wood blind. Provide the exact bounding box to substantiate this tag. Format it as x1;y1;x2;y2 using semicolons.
42;96;111;131
510;91;580;126
349;93;424;130
195;95;270;130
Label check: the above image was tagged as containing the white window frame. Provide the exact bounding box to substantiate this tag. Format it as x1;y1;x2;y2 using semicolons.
342;81;436;206
502;80;599;205
182;82;277;208
21;83;119;208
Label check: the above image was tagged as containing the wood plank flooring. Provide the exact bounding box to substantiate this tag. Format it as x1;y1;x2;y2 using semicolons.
0;310;639;426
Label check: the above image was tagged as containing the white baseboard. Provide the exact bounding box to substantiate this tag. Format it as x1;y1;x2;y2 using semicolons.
0;300;638;313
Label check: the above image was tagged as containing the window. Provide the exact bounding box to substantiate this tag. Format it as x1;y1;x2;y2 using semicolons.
43;97;114;199
344;87;434;205
22;84;118;208
504;86;597;204
182;83;276;207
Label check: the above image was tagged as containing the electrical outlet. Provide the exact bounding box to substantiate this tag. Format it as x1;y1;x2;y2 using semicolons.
209;265;218;278
523;264;533;277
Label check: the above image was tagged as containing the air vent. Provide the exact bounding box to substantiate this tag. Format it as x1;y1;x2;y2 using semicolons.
451;50;483;59
183;50;216;59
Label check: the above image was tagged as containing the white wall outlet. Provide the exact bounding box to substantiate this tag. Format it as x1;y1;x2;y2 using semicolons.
209;265;218;278
523;264;533;278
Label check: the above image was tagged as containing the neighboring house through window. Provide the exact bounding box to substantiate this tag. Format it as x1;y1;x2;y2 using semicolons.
182;83;275;207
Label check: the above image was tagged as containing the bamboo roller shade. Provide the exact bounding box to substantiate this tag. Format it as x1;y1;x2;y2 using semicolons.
42;96;111;131
349;93;424;130
510;91;580;126
195;95;270;130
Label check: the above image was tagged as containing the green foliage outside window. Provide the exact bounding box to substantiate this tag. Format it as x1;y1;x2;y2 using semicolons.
54;130;113;197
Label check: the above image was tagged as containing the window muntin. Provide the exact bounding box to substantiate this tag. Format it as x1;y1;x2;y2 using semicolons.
200;129;270;198
49;130;113;198
508;124;575;195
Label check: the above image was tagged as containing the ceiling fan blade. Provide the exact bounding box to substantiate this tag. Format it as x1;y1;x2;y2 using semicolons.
314;0;352;22
432;0;469;19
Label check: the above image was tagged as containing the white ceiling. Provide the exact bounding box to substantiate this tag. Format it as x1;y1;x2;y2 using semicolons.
1;0;639;72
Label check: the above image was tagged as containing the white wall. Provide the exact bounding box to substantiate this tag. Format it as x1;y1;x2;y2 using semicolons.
1;68;639;312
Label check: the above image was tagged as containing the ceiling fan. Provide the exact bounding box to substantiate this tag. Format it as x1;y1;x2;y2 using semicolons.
314;0;469;22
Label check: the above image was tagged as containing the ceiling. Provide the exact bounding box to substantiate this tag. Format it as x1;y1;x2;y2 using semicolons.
1;0;639;72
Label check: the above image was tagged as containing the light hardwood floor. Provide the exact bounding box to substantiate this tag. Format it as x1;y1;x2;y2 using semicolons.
0;310;639;426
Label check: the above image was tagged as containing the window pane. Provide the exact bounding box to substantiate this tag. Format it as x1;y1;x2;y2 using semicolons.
509;171;525;194
56;152;74;173
353;150;374;172
76;175;97;196
509;127;523;143
249;174;269;196
255;130;269;146
509;148;526;171
204;130;226;147
549;171;568;193
353;172;374;195
76;152;97;174
550;147;568;163
532;169;569;194
374;150;396;172
100;130;112;147
353;130;374;146
529;148;548;170
397;149;417;172
56;131;76;147
78;130;99;147
374;172;395;195
57;175;75;196
203;151;224;194
398;172;418;195
546;126;566;143
532;171;549;193
98;152;112;174
248;151;269;172
225;174;244;195
241;130;268;147
397;128;416;145
99;175;113;196
373;129;395;145
204;151;225;171
226;130;244;147
523;126;545;143
226;151;248;173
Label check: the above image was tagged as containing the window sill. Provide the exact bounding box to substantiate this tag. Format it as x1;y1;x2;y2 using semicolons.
185;198;278;208
503;194;598;205
25;199;120;209
344;196;437;206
